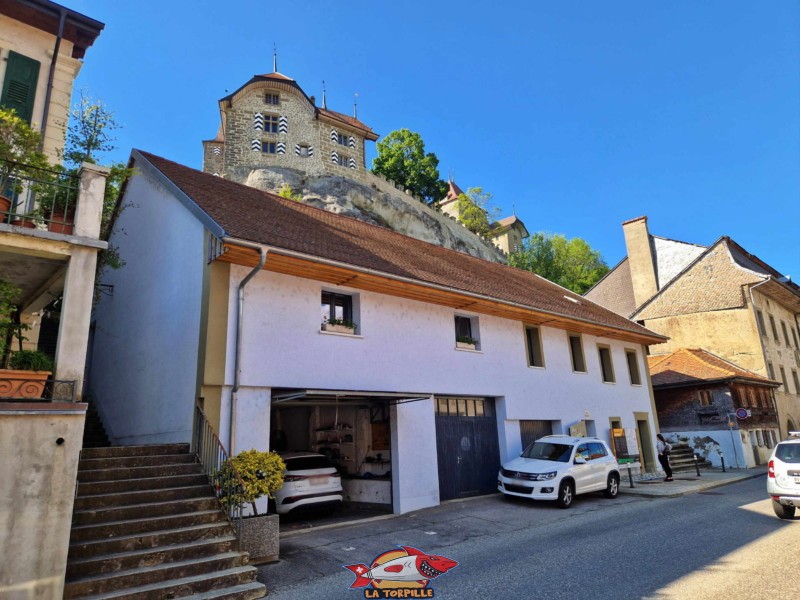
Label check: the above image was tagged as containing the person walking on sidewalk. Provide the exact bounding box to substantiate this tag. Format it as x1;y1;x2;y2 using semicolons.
657;434;673;481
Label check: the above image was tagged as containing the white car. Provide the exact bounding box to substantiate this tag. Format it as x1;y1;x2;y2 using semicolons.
273;452;343;515
767;432;800;519
498;435;620;508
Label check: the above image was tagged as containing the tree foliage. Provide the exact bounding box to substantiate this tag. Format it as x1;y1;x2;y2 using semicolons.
456;187;499;237
218;449;286;516
371;128;447;204
0;108;50;195
509;232;610;294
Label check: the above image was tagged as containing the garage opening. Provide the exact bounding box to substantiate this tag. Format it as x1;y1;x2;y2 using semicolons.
520;419;555;451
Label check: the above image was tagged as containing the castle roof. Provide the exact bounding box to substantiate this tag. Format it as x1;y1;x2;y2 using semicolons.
130;150;666;345
441;180;464;205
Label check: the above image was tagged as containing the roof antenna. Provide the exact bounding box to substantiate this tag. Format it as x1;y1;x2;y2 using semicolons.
273;43;277;73
322;80;327;109
353;92;358;119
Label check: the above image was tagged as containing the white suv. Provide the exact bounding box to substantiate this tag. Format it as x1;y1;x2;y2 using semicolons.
498;435;621;508
767;432;800;519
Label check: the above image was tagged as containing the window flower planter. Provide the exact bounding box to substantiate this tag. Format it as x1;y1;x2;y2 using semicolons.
322;323;355;334
456;341;477;350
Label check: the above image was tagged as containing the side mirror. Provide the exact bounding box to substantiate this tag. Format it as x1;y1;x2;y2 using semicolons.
574;456;587;464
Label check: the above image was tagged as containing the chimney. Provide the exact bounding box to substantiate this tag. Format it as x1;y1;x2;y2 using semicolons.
309;95;316;106
622;216;658;307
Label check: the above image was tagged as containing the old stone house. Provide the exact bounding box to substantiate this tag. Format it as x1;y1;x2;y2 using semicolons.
648;348;780;467
585;216;800;437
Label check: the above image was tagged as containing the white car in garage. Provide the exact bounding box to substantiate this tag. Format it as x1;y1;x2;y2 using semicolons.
498;435;620;508
273;452;343;515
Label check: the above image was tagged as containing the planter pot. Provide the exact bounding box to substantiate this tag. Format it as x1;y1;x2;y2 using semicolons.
0;195;11;215
10;217;36;229
239;513;279;564
47;209;74;235
456;341;477;350
0;369;51;399
322;323;355;334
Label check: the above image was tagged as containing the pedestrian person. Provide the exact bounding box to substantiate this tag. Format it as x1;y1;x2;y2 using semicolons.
657;433;673;481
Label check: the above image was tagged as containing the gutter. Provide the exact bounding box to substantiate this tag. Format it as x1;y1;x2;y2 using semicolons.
225;239;667;345
222;236;268;455
38;5;66;153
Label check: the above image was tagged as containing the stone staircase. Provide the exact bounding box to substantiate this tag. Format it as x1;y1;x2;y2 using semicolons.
669;443;712;473
65;444;266;599
81;399;110;448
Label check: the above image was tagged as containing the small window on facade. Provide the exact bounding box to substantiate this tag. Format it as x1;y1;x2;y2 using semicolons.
525;327;544;368
299;144;310;157
336;133;349;146
780;366;788;391
792;370;800;395
767;362;776;381
769;315;779;342
698;390;712;406
568;334;586;373
321;291;353;327
261;141;276;154
764;429;773;449
756;310;767;337
264;114;279;133
598;346;615;383
756;430;764;447
455;315;478;348
781;321;791;347
792;326;799;348
625;350;641;385
264;93;280;105
336;154;351;167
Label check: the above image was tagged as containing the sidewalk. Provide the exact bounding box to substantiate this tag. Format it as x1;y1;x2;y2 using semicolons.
618;465;767;497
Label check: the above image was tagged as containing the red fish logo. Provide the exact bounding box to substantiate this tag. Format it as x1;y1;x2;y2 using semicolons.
344;546;458;596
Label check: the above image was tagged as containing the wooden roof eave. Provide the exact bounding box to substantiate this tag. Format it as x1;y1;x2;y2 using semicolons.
217;240;667;346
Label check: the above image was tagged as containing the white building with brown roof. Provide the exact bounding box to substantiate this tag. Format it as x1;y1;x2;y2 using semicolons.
89;152;668;514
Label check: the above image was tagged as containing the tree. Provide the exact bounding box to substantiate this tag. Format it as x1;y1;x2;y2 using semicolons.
456;187;499;237
509;232;610;294
371;129;447;204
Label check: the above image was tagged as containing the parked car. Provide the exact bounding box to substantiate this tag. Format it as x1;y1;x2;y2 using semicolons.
767;432;800;519
498;435;620;508
274;452;343;515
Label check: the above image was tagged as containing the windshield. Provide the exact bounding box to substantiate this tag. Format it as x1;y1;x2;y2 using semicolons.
522;442;573;463
775;443;800;464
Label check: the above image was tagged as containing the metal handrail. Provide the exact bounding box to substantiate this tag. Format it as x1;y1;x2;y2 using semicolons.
0;378;76;402
192;405;245;543
0;159;79;227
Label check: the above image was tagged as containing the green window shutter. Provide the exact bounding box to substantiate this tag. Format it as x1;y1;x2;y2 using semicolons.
1;51;40;124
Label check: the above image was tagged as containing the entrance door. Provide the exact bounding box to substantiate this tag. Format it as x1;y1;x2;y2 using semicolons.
435;397;500;501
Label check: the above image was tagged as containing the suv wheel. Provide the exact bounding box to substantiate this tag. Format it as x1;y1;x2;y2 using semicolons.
772;499;796;520
557;480;574;509
604;473;620;499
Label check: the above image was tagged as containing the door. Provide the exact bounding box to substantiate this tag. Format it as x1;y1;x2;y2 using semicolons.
520;420;553;452
572;443;594;492
435;397;500;501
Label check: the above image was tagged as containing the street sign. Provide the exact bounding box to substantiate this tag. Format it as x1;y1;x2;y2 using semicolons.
735;408;750;419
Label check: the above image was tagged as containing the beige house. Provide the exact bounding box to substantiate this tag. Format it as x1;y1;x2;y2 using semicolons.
586;216;800;437
0;0;103;161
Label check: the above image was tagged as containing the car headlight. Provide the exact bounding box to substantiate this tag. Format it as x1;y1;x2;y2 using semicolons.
534;472;557;481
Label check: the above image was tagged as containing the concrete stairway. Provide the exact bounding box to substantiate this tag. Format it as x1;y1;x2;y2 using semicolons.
669;444;712;473
65;443;266;599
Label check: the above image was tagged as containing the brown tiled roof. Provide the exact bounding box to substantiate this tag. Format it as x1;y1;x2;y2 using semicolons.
134;151;665;342
443;180;464;204
647;348;778;387
584;258;637;318
317;108;378;139
256;72;295;81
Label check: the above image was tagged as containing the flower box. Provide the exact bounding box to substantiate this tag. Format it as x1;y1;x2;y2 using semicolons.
0;369;51;399
456;341;477;350
322;323;355;334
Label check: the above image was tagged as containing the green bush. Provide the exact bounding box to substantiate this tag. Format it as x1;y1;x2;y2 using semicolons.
9;350;54;372
218;449;285;516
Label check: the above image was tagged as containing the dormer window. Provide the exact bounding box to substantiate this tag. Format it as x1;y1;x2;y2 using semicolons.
264;93;280;105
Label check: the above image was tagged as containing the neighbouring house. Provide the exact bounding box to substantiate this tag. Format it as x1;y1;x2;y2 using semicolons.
648;348;781;468
585;216;800;438
202;67;508;263
89;150;668;516
0;0;103;162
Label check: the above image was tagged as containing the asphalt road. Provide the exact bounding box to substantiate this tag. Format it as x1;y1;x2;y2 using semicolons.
259;475;798;599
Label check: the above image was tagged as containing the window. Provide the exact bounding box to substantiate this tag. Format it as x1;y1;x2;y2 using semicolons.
261;141;276;154
756;310;766;337
525;327;544;368
436;397;490;417
336;133;349;146
756;430;764;447
299;144;310;157
598;345;615;383
792;326;799;348
625;349;641;385
781;321;791;347
336;154;351;167
588;442;608;460
264;93;280;105
568;334;586;373
698;390;712;407
780;366;788;391
455;315;479;349
769;315;779;342
264;114;279;133
792;370;800;395
1;51;40;123
321;291;353;325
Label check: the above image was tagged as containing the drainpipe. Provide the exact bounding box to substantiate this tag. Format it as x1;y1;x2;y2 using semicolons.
222;237;268;455
39;6;67;153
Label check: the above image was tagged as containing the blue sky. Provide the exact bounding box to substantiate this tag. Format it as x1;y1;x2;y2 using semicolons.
68;1;799;275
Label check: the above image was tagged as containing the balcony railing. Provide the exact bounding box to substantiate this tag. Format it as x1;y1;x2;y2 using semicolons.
0;377;76;402
0;160;80;234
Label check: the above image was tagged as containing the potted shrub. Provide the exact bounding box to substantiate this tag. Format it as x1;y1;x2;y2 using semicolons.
220;449;285;564
33;165;78;235
1;350;53;399
456;335;478;350
321;316;357;334
0;108;50;222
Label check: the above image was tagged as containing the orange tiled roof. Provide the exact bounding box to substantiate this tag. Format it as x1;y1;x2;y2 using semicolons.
317;108;378;139
647;348;778;387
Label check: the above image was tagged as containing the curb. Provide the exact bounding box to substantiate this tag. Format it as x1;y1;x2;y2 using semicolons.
619;469;766;498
